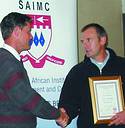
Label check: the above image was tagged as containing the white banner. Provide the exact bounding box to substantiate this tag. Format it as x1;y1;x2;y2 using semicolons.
0;0;77;127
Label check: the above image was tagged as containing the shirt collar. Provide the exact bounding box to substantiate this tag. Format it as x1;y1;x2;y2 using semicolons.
90;50;110;64
90;50;110;70
2;43;20;61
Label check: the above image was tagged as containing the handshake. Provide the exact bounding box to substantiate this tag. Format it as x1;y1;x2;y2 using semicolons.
56;108;69;128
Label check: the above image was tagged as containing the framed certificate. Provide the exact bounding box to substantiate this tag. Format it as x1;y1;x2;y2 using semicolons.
89;76;124;124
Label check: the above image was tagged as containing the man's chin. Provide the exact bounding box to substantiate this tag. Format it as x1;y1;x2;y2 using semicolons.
86;53;91;58
26;46;31;50
22;47;31;52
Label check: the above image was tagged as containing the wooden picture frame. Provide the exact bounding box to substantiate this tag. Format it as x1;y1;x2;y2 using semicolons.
89;76;124;124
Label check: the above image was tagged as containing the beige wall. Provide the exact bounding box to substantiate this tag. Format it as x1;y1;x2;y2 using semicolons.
77;0;124;62
122;0;125;13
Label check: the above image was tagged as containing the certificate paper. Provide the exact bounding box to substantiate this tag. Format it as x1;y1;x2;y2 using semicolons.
89;76;124;124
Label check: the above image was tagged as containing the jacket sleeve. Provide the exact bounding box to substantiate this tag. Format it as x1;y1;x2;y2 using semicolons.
58;67;81;124
1;60;60;120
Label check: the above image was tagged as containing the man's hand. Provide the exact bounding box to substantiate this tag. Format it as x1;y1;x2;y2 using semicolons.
56;108;69;128
108;110;125;126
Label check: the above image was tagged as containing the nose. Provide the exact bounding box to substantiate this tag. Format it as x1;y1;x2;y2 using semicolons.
82;41;91;51
82;39;88;46
30;34;33;40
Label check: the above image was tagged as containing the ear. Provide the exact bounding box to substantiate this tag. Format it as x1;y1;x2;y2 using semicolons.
100;36;107;46
12;26;21;38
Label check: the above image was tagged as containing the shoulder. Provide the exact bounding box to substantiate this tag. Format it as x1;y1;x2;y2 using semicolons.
115;55;125;64
107;47;125;62
0;49;22;71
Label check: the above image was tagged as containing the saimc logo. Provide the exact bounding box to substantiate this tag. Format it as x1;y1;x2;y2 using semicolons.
20;14;65;68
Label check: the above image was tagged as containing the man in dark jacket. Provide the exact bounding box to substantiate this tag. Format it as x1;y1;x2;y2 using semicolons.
58;23;125;128
0;12;68;128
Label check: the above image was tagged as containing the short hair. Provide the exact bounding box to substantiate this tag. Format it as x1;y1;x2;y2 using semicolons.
81;23;108;46
0;12;32;40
